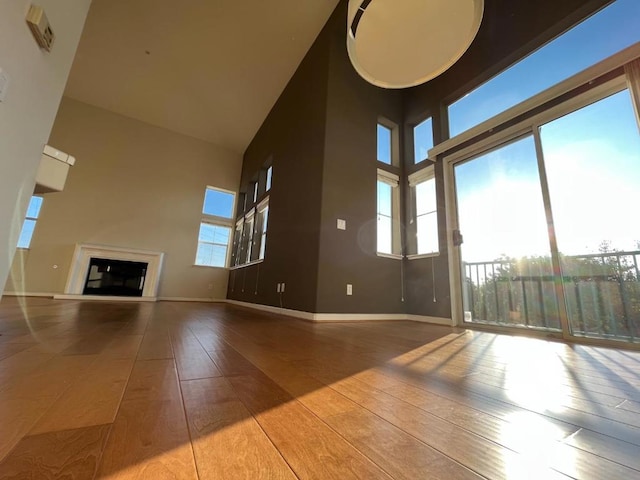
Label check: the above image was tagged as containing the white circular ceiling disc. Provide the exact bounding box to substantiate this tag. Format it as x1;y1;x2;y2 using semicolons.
347;0;484;88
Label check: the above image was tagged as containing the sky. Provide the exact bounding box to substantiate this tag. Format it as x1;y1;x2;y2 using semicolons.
455;89;640;263
449;0;640;137
452;0;640;263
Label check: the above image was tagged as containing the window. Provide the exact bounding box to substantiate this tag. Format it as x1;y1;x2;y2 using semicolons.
17;196;43;249
448;0;640;137
377;123;392;164
195;187;235;267
409;167;439;255
377;169;400;255
257;199;269;260
413;117;434;163
243;212;255;264
195;223;231;267
231;220;244;266
252;181;259;203
266;165;273;191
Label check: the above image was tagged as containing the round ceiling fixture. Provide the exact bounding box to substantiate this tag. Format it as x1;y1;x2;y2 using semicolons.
347;0;484;89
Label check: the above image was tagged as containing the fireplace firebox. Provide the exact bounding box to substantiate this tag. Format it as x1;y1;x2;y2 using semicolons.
83;258;148;297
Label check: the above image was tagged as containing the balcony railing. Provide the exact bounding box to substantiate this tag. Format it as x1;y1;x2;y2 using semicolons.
463;250;640;342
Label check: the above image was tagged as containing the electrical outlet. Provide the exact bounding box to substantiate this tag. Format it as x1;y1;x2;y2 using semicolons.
337;219;346;230
347;284;353;295
281;283;285;293
276;283;281;293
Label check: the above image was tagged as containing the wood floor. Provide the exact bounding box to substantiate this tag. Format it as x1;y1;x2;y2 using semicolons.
0;297;639;479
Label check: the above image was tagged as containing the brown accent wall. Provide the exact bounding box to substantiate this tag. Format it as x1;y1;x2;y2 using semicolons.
316;2;404;313
226;22;332;312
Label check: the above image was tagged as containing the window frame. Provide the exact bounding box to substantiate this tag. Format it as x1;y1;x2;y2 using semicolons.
408;166;439;258
195;186;236;268
376;168;402;258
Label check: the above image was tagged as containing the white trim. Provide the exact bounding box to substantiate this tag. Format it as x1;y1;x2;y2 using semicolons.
63;244;164;298
226;299;454;325
376;252;403;260
229;258;264;271
158;297;226;303
54;294;157;302
257;195;270;212
430;43;640;161
377;168;399;186
408;165;435;187
406;253;439;260
3;291;54;298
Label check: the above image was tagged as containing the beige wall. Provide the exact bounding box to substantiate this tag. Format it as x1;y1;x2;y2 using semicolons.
0;0;92;295
5;97;241;299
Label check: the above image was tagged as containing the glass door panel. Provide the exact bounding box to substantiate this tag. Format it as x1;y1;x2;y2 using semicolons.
540;89;640;342
454;136;561;330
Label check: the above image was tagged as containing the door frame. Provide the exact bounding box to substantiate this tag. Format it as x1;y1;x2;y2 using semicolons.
443;75;639;347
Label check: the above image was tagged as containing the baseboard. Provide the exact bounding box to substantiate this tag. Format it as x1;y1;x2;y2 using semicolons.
3;291;54;298
157;297;225;303
406;314;455;326
226;299;454;325
226;300;316;320
53;294;157;302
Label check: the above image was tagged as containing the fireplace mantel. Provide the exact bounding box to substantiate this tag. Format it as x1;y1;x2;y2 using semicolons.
58;243;164;300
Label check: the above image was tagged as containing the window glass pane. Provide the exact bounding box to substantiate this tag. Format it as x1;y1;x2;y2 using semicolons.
17;219;36;249
377;215;392;254
198;223;216;243
253;182;259;202
261;207;269;234
377;181;392;217
203;188;234;218
266;166;273;191
448;0;640;137
377;124;392;164
414;117;433;163
417;213;439;254
259;233;267;259
542;89;640;255
213;226;230;245
415;178;436;216
196;243;228;267
26;196;43;219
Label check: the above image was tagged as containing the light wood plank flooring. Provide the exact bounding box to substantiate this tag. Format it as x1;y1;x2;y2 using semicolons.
0;297;639;479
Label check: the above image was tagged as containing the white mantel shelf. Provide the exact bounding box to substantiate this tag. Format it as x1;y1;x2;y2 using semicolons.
61;243;165;299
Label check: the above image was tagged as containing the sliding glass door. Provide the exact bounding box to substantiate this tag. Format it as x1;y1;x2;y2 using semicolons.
454;136;561;331
540;89;640;341
452;87;640;344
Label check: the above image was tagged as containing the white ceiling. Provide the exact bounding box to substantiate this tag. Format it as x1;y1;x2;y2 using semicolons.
64;0;340;154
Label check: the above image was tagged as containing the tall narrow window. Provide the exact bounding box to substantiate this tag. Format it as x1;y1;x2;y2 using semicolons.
17;196;43;249
410;167;439;255
231;220;244;266
196;187;235;267
377;124;392;164
266;165;273;191
413;117;434;163
257;199;269;260
244;213;255;264
377;170;400;255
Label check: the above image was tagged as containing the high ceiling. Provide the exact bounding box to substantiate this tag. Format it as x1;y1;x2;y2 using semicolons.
64;0;341;154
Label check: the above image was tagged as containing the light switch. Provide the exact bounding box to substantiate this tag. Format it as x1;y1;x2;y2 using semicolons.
337;219;346;230
346;284;353;295
0;68;9;102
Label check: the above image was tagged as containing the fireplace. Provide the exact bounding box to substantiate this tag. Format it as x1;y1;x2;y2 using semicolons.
83;258;148;297
58;243;164;300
